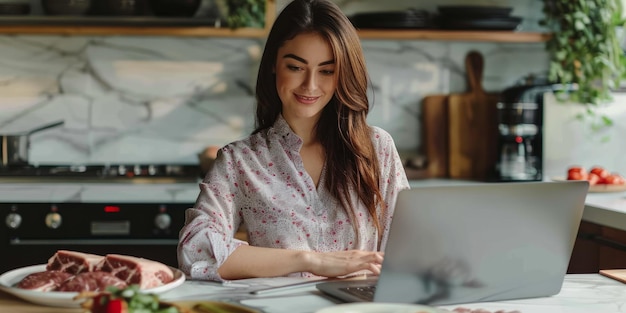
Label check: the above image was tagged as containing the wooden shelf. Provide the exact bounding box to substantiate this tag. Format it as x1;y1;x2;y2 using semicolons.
357;29;551;42
0;26;551;41
0;25;268;37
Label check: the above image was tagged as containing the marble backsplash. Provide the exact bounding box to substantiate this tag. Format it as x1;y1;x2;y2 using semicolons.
0;0;551;165
0;36;550;165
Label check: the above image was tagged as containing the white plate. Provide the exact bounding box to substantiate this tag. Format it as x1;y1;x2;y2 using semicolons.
315;303;441;313
0;264;185;308
551;176;626;193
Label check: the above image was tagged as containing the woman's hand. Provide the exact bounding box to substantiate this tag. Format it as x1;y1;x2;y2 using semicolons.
304;250;384;278
218;246;382;280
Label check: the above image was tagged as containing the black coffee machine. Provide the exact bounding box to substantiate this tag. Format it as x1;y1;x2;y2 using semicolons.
490;83;568;182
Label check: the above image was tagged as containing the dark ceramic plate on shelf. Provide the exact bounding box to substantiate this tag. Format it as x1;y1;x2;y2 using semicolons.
351;18;432;29
437;5;513;18
41;0;92;16
150;0;202;17
0;3;30;15
0;16;221;26
350;9;433;29
438;16;523;31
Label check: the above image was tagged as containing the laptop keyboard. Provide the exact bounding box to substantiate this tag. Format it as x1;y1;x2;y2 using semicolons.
339;285;376;301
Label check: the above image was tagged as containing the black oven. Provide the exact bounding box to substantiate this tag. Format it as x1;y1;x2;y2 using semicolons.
0;202;192;273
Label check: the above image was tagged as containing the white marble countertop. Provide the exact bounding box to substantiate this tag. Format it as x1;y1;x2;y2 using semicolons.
582;192;626;231
157;274;626;313
0;182;200;203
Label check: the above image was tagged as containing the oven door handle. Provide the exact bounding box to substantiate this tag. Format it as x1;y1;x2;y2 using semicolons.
10;239;178;245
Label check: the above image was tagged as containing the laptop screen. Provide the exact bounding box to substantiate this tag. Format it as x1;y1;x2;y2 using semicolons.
318;181;589;305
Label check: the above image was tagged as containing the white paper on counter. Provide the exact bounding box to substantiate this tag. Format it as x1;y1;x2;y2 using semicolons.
159;277;324;301
160;273;371;301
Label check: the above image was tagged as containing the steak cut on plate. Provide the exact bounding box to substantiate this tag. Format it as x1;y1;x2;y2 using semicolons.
98;254;174;289
55;271;127;292
47;250;104;274
17;270;74;291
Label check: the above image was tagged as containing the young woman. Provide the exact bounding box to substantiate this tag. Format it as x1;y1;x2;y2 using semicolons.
177;0;409;281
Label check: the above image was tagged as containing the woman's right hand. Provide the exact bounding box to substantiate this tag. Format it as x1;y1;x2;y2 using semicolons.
304;250;384;278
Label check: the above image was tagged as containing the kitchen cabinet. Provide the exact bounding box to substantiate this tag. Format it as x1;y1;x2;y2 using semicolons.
568;220;626;273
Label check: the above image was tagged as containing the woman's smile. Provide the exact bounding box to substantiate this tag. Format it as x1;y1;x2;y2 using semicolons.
295;94;320;104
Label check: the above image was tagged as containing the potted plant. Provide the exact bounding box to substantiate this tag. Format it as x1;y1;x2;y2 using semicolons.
216;0;266;29
541;0;626;131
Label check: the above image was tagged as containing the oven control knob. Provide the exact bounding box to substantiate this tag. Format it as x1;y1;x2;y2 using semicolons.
154;213;171;230
45;212;62;229
5;213;22;229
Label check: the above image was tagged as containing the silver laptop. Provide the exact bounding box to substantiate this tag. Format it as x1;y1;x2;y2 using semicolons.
316;181;589;305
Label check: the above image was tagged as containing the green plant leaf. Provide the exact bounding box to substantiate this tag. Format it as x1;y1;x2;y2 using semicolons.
543;0;624;130
226;0;265;29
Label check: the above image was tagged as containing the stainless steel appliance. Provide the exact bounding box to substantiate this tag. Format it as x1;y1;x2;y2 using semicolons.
0;159;201;272
489;82;576;182
0;201;192;273
490;84;551;182
494;100;542;181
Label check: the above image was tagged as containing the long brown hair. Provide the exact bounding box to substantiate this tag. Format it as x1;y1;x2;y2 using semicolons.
254;0;385;240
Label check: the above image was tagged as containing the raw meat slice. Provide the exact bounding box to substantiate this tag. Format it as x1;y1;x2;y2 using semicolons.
97;254;174;289
17;270;73;291
55;271;127;292
47;250;104;274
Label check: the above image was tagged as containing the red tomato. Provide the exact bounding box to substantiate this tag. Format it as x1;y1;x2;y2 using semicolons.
105;299;128;313
605;174;626;185
590;166;610;180
587;173;601;185
568;172;588;180
568;166;586;175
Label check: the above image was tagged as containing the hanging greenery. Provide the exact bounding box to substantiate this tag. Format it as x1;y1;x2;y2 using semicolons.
541;0;626;131
224;0;266;29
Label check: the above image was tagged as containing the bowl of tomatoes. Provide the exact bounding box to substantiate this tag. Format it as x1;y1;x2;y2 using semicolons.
554;166;626;193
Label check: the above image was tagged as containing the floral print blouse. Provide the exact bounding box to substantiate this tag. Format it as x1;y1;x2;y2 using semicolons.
177;115;410;281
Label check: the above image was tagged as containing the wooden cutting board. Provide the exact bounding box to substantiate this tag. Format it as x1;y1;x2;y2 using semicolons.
599;269;626;284
421;93;449;178
447;51;499;180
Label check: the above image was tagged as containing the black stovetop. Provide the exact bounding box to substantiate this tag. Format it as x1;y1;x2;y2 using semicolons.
0;164;202;183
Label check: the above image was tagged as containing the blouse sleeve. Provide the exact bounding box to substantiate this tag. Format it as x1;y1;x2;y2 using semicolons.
372;127;410;251
177;147;248;281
